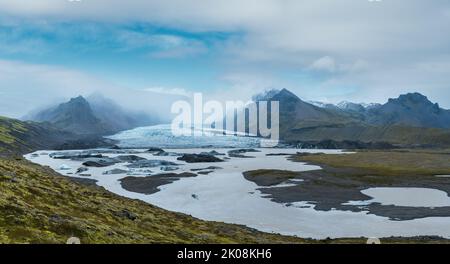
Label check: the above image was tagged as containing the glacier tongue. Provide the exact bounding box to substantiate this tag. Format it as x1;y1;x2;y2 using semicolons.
107;124;262;149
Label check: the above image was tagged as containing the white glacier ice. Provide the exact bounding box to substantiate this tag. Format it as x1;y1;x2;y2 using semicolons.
107;124;262;148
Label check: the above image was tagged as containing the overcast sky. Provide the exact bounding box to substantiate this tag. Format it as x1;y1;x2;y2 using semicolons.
0;0;449;118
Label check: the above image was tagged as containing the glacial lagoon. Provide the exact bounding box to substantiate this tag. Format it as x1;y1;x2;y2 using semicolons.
25;125;450;239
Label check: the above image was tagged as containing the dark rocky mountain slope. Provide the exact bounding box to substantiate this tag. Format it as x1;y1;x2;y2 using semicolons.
366;93;450;129
0;116;115;155
253;89;450;147
26;95;156;136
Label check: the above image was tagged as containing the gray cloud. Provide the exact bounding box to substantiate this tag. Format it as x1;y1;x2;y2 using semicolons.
0;59;183;119
0;0;449;108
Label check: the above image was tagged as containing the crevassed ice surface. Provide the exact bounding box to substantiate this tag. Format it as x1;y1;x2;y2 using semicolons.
107;124;262;148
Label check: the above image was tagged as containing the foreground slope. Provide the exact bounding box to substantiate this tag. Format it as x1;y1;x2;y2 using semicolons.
0;157;308;243
0;115;307;243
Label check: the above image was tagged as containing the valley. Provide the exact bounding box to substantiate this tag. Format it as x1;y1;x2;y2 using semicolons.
2;89;450;244
2;1;450;253
25;145;450;241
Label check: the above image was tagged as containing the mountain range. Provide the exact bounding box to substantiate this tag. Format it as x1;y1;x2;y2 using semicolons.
255;89;450;147
11;89;450;148
309;92;450;128
25;95;158;136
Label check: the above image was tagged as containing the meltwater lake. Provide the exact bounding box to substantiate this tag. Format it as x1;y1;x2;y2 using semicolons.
25;125;450;239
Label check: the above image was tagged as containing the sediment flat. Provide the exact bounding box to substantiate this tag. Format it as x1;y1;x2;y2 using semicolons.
120;172;197;195
244;150;450;220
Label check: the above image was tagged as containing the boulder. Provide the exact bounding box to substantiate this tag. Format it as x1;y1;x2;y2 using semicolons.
50;151;103;160
147;147;164;153
76;167;88;174
200;150;225;156
115;155;146;162
153;150;169;156
120;172;197;195
177;154;224;163
113;209;137;221
190;166;222;171
125;160;179;168
228;149;260;158
82;157;118;167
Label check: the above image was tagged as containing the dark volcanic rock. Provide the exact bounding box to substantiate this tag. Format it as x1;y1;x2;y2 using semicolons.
50;151;103;159
76;167;88;174
243;170;300;187
177;154;224;163
125;159;179;168
82;157;118;167
154;150;169;156
120;172;197;194
113;209;137;221
153;150;182;157
228;149;260;158
191;166;223;171
200;150;225;156
115;155;146;162
244;165;450;221
68;177;98;187
198;171;214;175
147;147;164;153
